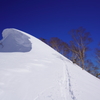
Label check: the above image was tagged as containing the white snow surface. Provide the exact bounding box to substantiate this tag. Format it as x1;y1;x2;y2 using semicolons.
0;28;100;100
0;28;32;52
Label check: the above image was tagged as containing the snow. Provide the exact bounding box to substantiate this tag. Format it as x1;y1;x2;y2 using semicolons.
0;28;100;100
0;28;32;52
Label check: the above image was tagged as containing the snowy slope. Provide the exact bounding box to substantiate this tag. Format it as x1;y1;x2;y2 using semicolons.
0;28;100;100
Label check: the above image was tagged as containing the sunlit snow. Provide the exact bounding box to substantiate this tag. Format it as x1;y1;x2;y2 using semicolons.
0;28;32;52
0;28;100;100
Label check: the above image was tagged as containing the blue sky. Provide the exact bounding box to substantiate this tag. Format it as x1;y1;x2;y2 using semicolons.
0;0;100;49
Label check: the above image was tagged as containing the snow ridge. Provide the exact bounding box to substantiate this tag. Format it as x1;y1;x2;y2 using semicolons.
0;28;32;52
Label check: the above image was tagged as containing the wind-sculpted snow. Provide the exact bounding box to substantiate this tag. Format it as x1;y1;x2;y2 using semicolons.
0;28;32;52
0;28;100;100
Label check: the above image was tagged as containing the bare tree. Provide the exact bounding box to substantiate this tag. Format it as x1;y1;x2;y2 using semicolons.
68;27;92;69
95;43;100;78
49;37;61;52
39;38;48;44
49;37;69;56
61;41;70;57
95;43;100;64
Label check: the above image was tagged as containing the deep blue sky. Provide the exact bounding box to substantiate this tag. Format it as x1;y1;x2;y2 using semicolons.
0;0;100;49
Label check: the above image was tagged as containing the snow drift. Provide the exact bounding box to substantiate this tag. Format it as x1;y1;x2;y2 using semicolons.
0;28;32;52
0;28;100;100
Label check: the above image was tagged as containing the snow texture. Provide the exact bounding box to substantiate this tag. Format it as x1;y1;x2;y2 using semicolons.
0;28;100;100
0;28;32;52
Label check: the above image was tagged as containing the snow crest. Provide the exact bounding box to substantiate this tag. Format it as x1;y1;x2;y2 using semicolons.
0;28;32;52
